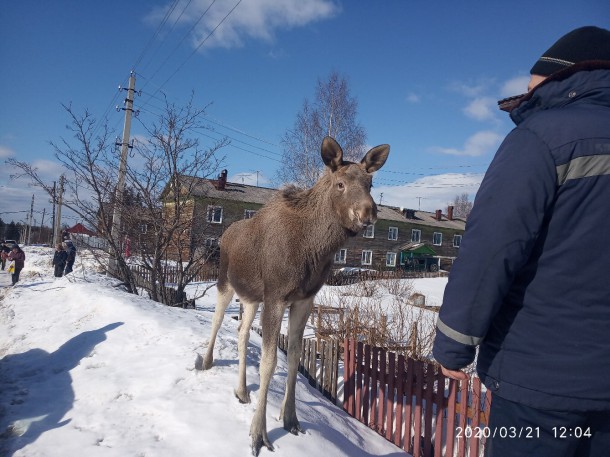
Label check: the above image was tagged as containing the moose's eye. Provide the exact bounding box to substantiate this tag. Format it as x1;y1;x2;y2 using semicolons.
337;182;345;190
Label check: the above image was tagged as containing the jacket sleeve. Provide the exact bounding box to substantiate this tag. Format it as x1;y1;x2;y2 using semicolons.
432;127;557;370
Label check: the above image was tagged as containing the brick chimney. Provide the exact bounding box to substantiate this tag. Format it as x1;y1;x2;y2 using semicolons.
216;169;228;190
435;209;442;221
447;205;454;221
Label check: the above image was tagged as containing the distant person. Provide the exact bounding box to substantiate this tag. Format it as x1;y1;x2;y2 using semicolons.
8;244;25;286
0;242;10;270
52;243;67;278
64;240;77;275
432;26;610;456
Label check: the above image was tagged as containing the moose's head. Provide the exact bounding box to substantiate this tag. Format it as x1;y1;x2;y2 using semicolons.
320;136;390;236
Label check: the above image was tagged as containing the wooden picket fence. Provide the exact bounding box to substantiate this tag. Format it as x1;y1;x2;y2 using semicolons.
252;327;491;457
343;339;492;457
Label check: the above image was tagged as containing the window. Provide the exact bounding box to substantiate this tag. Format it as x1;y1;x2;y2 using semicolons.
207;205;223;224
140;224;147;234
433;232;443;246
361;250;373;265
244;209;257;219
388;227;398;241
453;234;462;248
411;229;421;243
363;224;375;238
386;252;397;267
334;249;347;264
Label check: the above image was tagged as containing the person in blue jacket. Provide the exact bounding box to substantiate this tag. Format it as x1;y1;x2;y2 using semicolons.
433;26;610;456
52;243;68;278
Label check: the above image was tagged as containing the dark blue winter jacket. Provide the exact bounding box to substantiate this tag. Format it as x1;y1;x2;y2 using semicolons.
433;65;610;412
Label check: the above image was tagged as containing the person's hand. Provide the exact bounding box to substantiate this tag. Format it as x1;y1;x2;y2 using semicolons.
440;365;469;381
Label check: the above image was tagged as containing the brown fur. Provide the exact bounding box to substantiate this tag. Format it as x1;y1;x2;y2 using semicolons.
201;137;389;455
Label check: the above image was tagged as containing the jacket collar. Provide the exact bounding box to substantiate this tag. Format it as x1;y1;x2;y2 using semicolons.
498;61;610;124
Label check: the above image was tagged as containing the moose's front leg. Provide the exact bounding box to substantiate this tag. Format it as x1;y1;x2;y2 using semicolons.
235;299;259;404
250;301;285;456
280;298;313;434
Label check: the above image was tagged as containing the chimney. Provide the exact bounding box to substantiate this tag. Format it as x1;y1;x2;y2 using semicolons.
403;208;416;219
447;205;454;221
435;209;442;221
216;169;228;190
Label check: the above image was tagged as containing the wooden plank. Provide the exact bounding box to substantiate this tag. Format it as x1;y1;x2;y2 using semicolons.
309;339;317;387
331;339;339;403
423;363;434;457
394;354;405;449
470;377;482;457
362;344;371;425
404;358;415;453
355;341;364;421
412;360;423;457
385;351;395;442
370;346;379;430
457;379;468;457
343;338;352;414
377;348;387;434
320;340;327;397
433;370;445;457
445;379;457;457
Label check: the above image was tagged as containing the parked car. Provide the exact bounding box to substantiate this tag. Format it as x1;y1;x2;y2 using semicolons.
334;267;378;276
3;240;17;247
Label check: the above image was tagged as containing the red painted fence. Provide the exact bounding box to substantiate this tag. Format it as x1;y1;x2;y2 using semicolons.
343;339;492;457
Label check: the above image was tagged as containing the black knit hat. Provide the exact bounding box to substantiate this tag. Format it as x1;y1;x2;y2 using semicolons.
530;26;610;76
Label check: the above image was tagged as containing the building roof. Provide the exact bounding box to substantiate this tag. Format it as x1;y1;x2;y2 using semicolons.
67;222;96;236
177;175;467;231
377;206;466;230
177;175;277;205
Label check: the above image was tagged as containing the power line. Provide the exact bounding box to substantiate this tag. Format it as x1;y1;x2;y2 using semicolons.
145;0;243;104
138;0;216;96
132;0;182;70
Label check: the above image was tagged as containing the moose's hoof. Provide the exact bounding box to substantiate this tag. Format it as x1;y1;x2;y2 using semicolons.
284;421;305;435
194;354;205;370
251;434;274;456
235;388;251;404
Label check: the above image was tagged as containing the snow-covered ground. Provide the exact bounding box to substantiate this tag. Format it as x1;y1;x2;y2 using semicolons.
0;246;447;457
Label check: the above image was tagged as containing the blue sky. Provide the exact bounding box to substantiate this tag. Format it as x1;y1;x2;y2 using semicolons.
1;0;609;226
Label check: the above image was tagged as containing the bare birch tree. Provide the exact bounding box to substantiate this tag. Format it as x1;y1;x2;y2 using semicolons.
451;192;473;219
8;95;227;304
277;71;367;188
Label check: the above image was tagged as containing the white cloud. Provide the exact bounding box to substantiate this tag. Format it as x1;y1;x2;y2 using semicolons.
405;92;420;103
0;145;15;159
148;0;340;50
463;97;497;121
500;75;530;97
431;130;502;157
372;173;483;213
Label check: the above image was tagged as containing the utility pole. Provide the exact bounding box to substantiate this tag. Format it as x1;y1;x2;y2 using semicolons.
110;71;137;274
51;181;56;245
55;175;65;245
39;208;46;244
27;194;34;245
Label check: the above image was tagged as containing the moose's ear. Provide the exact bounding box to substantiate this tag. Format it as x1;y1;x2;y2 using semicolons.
321;136;344;171
361;144;390;173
